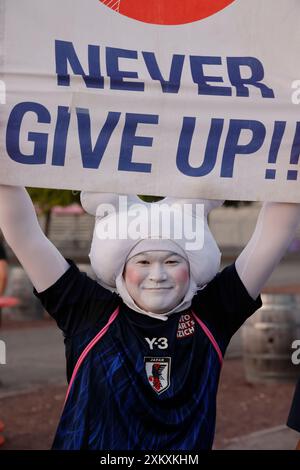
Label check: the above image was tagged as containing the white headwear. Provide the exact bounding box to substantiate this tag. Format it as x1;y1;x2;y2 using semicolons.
80;193;223;320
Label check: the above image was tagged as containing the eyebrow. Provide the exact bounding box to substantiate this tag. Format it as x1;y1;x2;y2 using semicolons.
134;252;181;260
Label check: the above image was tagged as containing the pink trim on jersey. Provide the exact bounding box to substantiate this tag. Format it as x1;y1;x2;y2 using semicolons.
191;310;223;366
64;306;120;405
63;306;222;407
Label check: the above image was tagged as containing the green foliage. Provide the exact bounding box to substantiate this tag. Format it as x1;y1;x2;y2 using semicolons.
26;188;81;236
27;188;80;213
224;200;253;207
137;195;165;202
138;196;252;207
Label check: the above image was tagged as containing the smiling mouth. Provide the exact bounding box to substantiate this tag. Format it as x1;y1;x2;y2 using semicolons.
143;287;173;290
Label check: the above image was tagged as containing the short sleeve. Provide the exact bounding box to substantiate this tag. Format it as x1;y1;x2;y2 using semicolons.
287;379;300;432
192;262;262;342
33;258;119;336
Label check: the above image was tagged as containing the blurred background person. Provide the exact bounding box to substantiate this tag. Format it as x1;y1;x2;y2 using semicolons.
0;235;8;297
0;234;8;446
0;234;8;324
287;379;300;450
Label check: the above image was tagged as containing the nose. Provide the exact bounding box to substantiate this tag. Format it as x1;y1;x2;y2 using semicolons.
148;263;167;282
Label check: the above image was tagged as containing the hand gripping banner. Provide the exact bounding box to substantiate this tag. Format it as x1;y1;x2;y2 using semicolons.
0;0;300;202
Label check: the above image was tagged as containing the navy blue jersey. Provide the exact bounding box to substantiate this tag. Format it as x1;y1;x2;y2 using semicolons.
34;260;261;450
287;379;300;432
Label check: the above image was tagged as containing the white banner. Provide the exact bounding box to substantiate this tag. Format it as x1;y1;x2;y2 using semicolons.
0;0;300;201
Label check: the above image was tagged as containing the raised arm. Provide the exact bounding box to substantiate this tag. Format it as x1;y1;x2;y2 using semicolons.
0;185;70;293
236;202;300;300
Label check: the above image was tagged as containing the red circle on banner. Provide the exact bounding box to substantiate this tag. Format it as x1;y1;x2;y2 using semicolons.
99;0;236;25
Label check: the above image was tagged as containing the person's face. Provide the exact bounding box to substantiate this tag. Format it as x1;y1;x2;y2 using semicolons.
123;251;190;314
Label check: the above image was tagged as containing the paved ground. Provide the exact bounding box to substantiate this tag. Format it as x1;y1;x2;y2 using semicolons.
0;324;65;398
222;425;299;450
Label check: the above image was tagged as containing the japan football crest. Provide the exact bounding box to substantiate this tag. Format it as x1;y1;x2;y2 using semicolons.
144;357;171;394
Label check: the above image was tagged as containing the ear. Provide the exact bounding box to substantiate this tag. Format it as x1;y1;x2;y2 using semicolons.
203;199;224;216
80;192;142;216
80;192;121;216
162;197;224;217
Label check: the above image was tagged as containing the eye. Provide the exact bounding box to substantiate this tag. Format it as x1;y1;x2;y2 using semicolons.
137;260;150;265
165;260;179;265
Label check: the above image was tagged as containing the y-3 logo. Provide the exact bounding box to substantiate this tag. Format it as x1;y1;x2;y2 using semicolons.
145;337;168;350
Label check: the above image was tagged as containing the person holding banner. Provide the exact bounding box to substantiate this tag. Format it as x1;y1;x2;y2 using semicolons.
0;184;300;450
0;236;8;447
287;379;300;450
0;237;7;299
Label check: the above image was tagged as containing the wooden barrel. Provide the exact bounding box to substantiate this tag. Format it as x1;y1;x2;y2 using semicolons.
242;293;300;383
3;267;44;320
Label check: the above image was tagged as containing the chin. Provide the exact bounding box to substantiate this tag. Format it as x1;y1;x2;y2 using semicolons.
144;309;168;315
142;304;175;314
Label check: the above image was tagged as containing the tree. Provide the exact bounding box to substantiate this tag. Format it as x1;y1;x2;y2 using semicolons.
137;195;164;203
138;195;252;207
27;188;80;237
